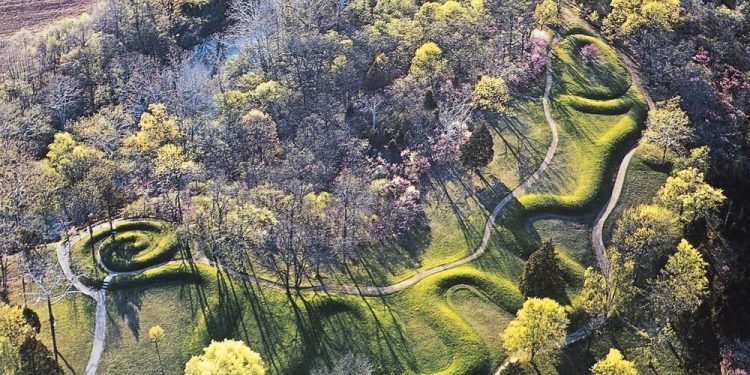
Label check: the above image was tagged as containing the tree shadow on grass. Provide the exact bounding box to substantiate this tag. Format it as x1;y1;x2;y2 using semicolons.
109;288;144;341
299;291;413;374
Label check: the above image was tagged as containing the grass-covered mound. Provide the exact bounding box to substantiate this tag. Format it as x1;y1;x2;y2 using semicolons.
518;32;648;215
98;221;180;272
81;261;521;375
72;219;182;275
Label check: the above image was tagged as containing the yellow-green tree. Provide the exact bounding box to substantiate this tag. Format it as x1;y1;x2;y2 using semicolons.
612;204;680;280
603;0;681;38
409;41;447;80
643;97;693;162
655;167;725;224
579;247;636;319
148;325;166;375
650;239;708;323
0;335;19;375
123;103;182;156
185;339;266;375
591;348;637;375
41;132;104;186
473;76;510;114
533;0;560;28
501;298;569;374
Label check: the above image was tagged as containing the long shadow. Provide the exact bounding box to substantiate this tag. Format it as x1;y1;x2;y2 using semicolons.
57;351;77;375
110;288;144;340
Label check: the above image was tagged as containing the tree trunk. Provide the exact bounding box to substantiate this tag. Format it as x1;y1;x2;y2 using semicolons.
530;360;542;375
155;343;165;375
47;296;59;365
89;224;96;273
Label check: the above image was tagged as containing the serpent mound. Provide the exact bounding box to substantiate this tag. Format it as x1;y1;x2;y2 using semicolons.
98;220;180;272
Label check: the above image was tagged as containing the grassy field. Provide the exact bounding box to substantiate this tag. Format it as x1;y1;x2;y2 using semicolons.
22;29;655;375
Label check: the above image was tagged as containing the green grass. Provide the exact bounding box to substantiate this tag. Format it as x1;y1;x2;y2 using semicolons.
602;142;671;244
71;219;184;277
518;32;648;216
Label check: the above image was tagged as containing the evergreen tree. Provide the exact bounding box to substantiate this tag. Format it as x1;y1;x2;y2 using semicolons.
519;242;567;301
460;123;494;171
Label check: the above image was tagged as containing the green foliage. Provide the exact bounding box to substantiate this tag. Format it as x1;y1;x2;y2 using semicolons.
123;103;182;156
612;204;680;280
579;247;636;318
184;339;267;375
534;0;561;27
649;239;708;323
0;303;61;375
590;348;637;375
473;76;510;113
460;123;494;170
643;97;693;161
0;336;19;375
603;0;681;38
148;325;165;344
655;167;725;223
519;242;567;301
409;41;446;78
501;298;569;365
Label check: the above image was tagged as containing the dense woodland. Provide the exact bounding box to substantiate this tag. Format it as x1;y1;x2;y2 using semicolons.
0;0;748;373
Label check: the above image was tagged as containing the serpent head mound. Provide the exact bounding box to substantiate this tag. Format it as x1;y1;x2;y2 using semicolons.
98;220;180;272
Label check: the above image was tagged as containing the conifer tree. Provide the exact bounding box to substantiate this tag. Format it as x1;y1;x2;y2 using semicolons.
519;242;567;301
460;123;494;171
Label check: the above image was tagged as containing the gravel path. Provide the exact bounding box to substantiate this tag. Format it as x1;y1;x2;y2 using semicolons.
55;221;111;375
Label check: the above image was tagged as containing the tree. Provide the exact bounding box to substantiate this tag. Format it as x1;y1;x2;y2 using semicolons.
519;242;566;301
148;325;166;375
409;41;446;81
655;167;725;224
643;97;693;162
311;353;374;375
20;246;71;366
0;303;61;375
501;298;569;374
123;103;182;158
152;144;199;221
184;339;266;375
649;239;708;325
603;0;681;38
473;76;510;114
591;348;637;375
0;336;19;375
460;122;494;171
611;204;680;282
533;0;560;28
579;248;636;319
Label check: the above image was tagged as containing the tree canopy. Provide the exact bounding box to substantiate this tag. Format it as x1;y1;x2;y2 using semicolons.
184;339;266;375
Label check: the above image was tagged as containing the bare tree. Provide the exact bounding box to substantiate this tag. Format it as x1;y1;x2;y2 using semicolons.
21;246;75;366
44;75;82;129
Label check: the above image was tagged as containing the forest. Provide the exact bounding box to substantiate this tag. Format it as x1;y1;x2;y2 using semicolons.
0;0;748;373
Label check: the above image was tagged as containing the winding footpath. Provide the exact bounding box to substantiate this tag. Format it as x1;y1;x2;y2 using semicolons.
588;33;656;277
55;222;112;375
